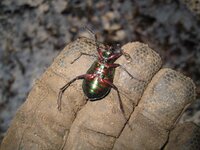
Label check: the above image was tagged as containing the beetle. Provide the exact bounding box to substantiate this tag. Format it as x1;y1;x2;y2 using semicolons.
57;32;141;120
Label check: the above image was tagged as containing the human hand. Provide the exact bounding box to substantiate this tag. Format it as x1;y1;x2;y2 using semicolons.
1;37;198;150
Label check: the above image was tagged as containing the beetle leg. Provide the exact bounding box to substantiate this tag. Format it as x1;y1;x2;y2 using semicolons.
105;63;120;68
119;64;145;82
106;63;145;82
107;52;122;61
101;79;125;116
57;74;96;111
102;79;133;130
106;63;136;79
71;52;96;64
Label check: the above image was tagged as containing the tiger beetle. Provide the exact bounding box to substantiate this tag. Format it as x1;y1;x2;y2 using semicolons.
57;29;142;122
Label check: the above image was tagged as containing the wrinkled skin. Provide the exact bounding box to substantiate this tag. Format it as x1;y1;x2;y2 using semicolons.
0;37;199;150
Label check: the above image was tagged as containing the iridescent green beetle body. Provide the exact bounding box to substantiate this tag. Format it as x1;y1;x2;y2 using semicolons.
82;59;115;100
57;37;137;119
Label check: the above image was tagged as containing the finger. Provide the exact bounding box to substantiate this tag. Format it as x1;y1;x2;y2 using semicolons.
114;68;196;149
0;37;99;150
63;42;162;149
165;122;200;149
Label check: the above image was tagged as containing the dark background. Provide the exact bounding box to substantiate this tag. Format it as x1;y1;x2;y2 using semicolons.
0;0;200;143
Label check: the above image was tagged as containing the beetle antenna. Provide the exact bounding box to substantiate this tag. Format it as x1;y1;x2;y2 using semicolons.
84;26;100;52
84;26;97;41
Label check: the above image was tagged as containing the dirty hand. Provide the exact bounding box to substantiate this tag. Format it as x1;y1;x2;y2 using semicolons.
1;37;199;150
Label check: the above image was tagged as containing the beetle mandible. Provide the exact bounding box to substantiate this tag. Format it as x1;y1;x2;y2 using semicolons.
57;31;141;119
